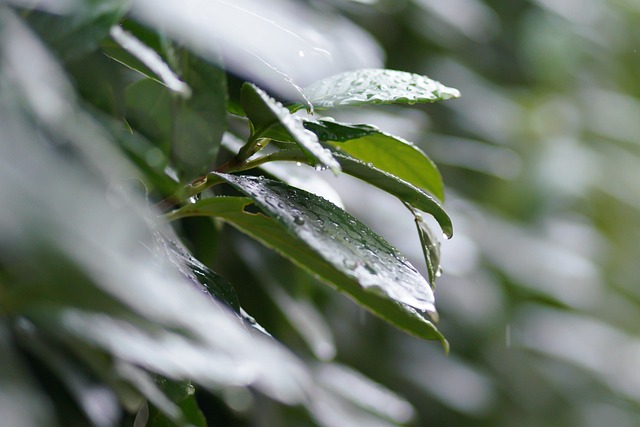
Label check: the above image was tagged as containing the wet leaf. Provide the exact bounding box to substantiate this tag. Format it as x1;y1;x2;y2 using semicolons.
267;150;452;238
241;83;341;174
332;153;452;237
154;228;240;312
221;132;344;208
167;183;447;346
302;68;460;110
305;119;445;201
409;207;442;288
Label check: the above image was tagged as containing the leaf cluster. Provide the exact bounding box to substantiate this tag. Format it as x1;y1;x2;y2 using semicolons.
0;1;459;426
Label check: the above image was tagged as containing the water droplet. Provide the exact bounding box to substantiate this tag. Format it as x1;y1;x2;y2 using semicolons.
435;267;442;278
343;259;358;270
298;50;305;58
364;263;377;275
296;162;302;167
185;383;196;395
294;216;305;225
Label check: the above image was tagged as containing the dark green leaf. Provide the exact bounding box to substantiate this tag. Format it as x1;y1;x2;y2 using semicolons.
156;228;241;312
0;322;55;427
125;78;174;154
147;380;206;427
167;185;447;346
173;51;228;181
302;69;460;110
24;0;129;62
241;83;341;173
305;119;445;201
125;51;227;182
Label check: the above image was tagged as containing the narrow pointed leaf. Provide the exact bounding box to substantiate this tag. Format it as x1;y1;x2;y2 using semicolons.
241;83;341;173
167;182;447;346
302;69;461;110
408;207;442;289
108;25;191;96
305;119;445;201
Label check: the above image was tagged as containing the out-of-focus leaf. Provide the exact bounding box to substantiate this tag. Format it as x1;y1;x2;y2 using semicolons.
146;380;206;427
314;362;415;424
305;119;445;201
126;51;227;182
0;62;310;415
0;322;55;427
301;69;461;110
17;333;121;427
24;0;129;61
108;25;191;97
234;240;337;361
129;0;383;99
241;83;341;174
125;78;173;152
117;366;193;427
167;191;447;346
172;51;227;181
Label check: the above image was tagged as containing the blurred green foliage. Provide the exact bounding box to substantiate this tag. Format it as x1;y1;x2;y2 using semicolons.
2;0;640;426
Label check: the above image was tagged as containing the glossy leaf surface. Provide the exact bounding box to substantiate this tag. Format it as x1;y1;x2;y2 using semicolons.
305;119;445;201
241;83;340;173
167;182;446;345
302;69;460;110
330;153;452;238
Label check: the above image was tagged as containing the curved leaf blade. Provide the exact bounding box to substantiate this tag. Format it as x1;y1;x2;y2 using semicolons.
303;69;461;110
241;83;341;174
108;25;191;96
332;153;453;238
305;119;445;201
167;195;446;346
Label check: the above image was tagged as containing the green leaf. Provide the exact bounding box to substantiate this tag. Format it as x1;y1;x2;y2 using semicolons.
125;51;227;182
305;119;445;201
0;322;55;427
172;51;228;181
167;181;447;346
409;207;442;288
241;83;341;174
259;148;452;238
332;153;453;238
158;230;241;312
107;25;191;96
146;380;206;427
24;0;129;62
302;68;461;110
